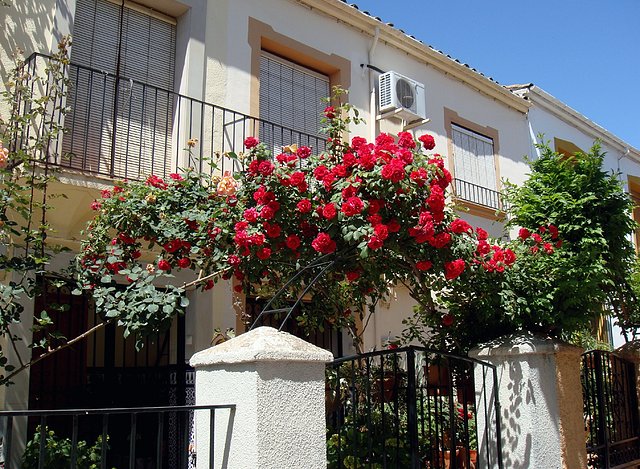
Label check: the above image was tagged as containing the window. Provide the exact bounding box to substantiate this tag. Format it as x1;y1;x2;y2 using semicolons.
63;0;177;178
445;108;501;211
247;17;351;156
259;52;330;154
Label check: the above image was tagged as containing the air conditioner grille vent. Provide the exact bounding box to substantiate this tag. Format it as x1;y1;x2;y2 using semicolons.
396;78;415;110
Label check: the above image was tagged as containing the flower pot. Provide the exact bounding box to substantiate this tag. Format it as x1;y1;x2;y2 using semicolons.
425;364;450;395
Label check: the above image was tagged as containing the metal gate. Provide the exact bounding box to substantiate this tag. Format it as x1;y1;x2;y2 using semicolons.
582;350;640;468
326;346;503;468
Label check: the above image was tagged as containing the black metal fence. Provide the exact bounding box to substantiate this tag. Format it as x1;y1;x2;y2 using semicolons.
326;346;502;469
17;53;327;181
453;178;504;211
0;404;234;469
582;350;640;469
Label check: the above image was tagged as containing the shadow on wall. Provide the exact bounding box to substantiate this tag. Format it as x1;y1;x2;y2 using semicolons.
0;0;69;82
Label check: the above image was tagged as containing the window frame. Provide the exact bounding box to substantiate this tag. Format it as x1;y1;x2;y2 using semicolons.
444;108;502;218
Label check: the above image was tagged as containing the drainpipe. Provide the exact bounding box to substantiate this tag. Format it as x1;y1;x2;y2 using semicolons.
368;27;380;143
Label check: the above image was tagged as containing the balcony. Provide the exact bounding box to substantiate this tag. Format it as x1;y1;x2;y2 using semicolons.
452;177;505;211
14;53;327;181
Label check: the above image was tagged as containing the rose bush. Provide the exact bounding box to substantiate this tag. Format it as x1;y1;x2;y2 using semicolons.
78;95;512;348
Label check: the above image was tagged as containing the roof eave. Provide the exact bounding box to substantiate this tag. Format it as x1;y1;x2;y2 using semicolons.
519;86;640;163
296;0;530;114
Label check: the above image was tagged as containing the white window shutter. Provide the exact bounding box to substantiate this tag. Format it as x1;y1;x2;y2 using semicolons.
259;52;330;154
64;0;176;179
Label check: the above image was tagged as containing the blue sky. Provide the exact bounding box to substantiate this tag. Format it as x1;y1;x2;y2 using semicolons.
353;0;640;149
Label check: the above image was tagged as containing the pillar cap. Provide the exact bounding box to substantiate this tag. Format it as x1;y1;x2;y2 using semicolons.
190;326;334;367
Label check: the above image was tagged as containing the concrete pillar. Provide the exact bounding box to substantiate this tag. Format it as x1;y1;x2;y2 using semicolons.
189;326;333;469
615;340;640;419
470;334;587;469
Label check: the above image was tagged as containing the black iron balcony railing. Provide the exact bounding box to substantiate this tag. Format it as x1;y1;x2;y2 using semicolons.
452;178;505;211
17;53;327;181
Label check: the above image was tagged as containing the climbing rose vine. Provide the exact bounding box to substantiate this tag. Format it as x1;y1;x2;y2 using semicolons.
77;97;547;347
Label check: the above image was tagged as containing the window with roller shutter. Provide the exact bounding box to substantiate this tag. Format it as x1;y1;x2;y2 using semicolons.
63;0;176;179
451;123;500;208
259;51;329;155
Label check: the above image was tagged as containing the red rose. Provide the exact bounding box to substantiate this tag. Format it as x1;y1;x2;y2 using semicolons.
416;260;433;271
256;247;272;260
476;227;489;241
244;136;259;149
543;242;554;254
419;134;436;150
518;228;531;240
228;255;241;267
244;208;258;223
158;259;171;271
177;258;191;268
504;248;516;265
345;271;360;282
118;233;136;245
444;259;465;280
387;219;401;233
264;222;282;238
548;224;559;239
450;218;472;234
91;200;102;210
146;175;167;190
297;199;312;213
374;224;389;241
311;232;336;254
285;234;301;250
397;131;416;149
324;106;336;119
367;235;384;250
341;196;364;217
260;205;276;220
313;165;330;181
131;250;141;259
101;189;112;199
322;203;338;220
532;233;542;243
441;312;454;327
169;173;184;181
163;240;182;254
258;160;275;176
296;146;311;159
381;159;405;183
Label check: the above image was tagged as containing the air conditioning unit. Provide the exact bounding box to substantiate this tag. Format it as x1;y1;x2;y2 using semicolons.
378;71;426;122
